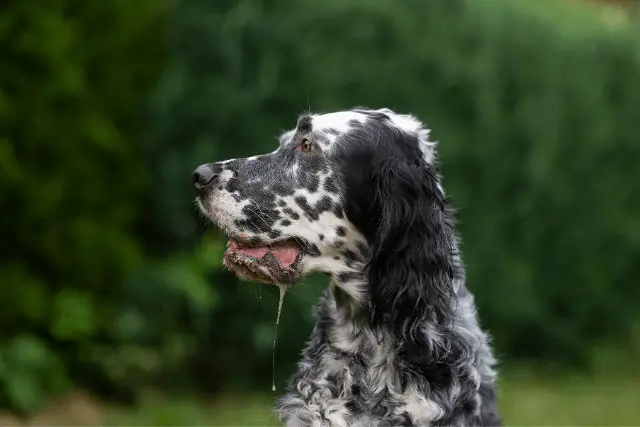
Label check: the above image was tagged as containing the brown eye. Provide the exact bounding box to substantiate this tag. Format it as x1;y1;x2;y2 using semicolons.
299;138;313;152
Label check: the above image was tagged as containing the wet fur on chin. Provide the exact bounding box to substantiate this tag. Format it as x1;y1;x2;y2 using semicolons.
222;251;301;284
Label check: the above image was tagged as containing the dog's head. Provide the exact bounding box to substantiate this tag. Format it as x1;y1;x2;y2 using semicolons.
194;108;455;327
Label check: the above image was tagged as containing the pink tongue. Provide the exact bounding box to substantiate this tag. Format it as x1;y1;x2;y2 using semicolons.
233;242;299;267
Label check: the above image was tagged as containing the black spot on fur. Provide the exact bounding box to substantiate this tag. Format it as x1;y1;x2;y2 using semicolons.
273;183;296;196
342;249;359;267
223;171;240;192
355;241;369;258
316;196;333;215
302;173;320;192
318;234;324;241
336;226;347;237
306;243;321;257
324;177;339;193
236;204;280;234
295;196;320;221
268;229;283;239
348;119;364;128
299;154;326;174
281;219;292;227
283;207;300;220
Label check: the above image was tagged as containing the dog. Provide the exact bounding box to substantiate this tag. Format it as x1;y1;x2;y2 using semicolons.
193;108;501;426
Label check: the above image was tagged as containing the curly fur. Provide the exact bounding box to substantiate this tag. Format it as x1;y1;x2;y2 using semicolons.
194;108;501;426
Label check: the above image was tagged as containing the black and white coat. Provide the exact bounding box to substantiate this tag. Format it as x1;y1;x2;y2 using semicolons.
194;108;501;426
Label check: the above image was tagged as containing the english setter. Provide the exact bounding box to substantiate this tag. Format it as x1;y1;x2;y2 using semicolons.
193;108;501;426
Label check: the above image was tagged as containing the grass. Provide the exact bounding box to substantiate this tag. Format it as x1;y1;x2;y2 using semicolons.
101;371;640;426
2;370;636;426
497;370;640;425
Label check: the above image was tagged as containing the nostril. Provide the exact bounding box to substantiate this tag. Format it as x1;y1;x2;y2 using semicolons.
193;164;219;190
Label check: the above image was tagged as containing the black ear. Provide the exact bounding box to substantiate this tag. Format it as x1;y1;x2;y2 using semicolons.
367;153;456;334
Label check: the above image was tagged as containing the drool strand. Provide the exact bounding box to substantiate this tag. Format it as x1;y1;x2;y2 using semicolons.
272;284;287;392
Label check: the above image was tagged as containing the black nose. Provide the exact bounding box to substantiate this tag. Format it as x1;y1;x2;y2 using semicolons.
193;164;220;190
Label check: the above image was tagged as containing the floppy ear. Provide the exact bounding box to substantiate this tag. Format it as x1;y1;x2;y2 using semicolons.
367;154;456;334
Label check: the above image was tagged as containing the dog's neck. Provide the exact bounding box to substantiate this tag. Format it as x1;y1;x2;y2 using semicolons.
276;260;499;426
328;260;471;354
328;237;468;322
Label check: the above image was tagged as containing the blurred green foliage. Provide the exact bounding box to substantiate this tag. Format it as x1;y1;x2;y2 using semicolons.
146;0;640;393
0;0;165;412
1;0;639;416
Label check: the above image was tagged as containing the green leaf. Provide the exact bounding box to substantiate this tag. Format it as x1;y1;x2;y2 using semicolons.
50;289;98;341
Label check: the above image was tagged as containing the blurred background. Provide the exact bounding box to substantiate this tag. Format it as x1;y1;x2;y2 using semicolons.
1;0;639;425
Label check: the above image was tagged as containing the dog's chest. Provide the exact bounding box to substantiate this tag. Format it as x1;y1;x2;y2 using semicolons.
280;350;444;427
332;352;442;424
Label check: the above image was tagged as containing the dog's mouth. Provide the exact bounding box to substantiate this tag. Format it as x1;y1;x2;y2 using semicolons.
223;237;304;285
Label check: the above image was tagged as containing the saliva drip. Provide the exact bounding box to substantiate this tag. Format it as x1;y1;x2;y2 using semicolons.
272;284;287;392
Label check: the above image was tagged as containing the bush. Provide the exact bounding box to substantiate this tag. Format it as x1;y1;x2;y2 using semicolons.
0;0;165;412
146;0;640;391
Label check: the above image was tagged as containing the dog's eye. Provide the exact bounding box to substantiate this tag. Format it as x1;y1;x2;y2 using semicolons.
297;138;314;153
